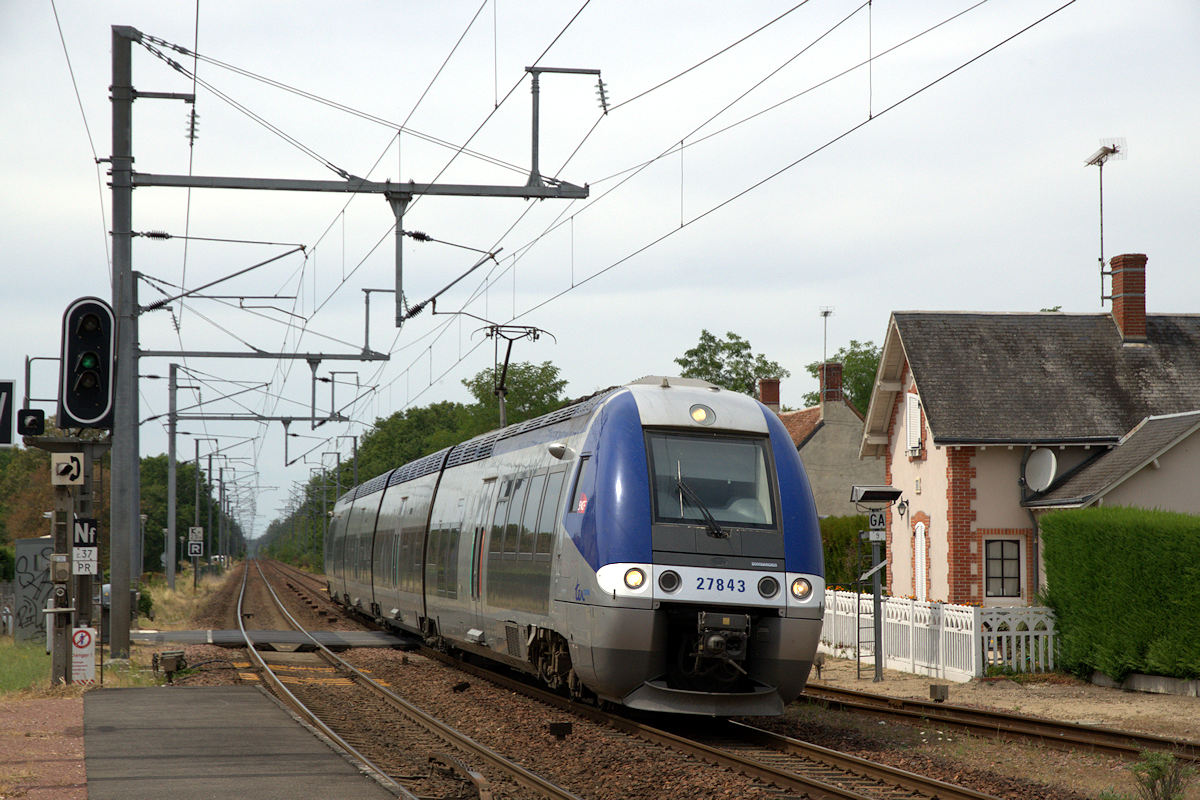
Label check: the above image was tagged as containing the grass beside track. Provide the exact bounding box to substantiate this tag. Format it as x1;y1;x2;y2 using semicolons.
1;563;237;696
136;563;230;629
0;637;51;694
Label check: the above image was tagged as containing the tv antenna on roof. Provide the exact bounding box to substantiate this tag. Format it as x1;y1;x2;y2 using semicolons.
819;307;834;363
1085;137;1127;305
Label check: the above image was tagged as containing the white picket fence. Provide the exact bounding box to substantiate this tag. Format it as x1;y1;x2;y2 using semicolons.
819;590;1057;682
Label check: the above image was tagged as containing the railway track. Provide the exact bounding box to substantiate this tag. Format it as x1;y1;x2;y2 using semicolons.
237;559;583;800
801;683;1200;765
259;561;1003;798
425;650;1001;800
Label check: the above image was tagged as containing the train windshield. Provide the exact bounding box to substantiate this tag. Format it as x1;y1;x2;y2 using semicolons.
646;432;776;529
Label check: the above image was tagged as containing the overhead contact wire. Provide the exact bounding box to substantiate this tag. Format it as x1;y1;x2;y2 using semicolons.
48;0;111;280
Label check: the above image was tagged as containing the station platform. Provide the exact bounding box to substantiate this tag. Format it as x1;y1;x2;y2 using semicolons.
131;628;413;650
84;686;395;800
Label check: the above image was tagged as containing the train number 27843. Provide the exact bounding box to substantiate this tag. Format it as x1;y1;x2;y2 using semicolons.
696;576;746;592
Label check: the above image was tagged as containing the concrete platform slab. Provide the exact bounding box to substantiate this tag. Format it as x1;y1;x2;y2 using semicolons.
84;686;395;800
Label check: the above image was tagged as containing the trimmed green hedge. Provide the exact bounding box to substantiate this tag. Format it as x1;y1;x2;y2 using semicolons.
819;515;869;589
1042;507;1200;681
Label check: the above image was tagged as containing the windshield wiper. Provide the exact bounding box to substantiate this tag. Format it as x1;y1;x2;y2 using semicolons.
676;478;727;539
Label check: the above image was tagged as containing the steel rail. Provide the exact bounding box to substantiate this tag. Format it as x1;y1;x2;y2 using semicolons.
803;683;1200;764
425;651;1000;800
233;563;408;797
252;560;582;800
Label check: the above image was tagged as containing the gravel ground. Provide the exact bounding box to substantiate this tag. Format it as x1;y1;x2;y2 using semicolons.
788;655;1200;800
813;654;1200;740
344;647;782;800
5;564;1199;799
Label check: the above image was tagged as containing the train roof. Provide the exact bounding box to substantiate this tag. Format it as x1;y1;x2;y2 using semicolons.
336;385;622;505
334;376;757;506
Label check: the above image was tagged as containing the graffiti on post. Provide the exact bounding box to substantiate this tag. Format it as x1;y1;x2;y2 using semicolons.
14;537;52;643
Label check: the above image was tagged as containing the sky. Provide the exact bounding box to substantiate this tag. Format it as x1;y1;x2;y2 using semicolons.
2;1;1197;538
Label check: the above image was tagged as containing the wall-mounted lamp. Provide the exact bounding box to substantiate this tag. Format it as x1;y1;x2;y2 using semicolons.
897;499;909;517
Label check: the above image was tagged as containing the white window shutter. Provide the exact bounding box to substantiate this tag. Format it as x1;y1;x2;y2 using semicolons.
914;522;927;602
905;393;922;454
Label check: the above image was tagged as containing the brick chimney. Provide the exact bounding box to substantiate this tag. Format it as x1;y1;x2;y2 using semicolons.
1110;253;1147;343
819;362;844;403
758;377;780;413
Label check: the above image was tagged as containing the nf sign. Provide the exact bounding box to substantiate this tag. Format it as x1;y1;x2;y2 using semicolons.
73;517;98;547
74;517;99;575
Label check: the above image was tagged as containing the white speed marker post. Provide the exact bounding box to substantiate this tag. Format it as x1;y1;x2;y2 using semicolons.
188;527;204;590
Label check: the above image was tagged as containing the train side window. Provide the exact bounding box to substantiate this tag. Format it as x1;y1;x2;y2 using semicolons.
490;480;511;554
473;478;497;599
475;478;498;536
519;473;547;556
393;532;402;587
569;456;593;514
503;477;528;554
535;470;567;556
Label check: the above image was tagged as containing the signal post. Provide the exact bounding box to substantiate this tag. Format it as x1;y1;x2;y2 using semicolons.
34;440;109;684
22;296;117;682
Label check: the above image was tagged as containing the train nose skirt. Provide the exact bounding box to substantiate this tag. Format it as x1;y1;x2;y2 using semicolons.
623;678;784;716
131;629;416;651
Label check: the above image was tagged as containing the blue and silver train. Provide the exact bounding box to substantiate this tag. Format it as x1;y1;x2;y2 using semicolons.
325;376;824;715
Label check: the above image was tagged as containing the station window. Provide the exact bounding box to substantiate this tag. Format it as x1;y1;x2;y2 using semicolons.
985;539;1021;597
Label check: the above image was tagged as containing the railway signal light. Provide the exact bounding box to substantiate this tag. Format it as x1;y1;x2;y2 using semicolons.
58;297;115;428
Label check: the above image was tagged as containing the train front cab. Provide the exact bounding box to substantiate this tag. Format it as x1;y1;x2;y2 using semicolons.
561;382;824;716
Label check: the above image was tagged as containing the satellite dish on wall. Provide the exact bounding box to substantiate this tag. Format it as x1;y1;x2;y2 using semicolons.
1025;449;1058;492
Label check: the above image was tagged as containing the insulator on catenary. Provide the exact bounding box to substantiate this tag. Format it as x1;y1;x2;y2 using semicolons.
405;230;432;242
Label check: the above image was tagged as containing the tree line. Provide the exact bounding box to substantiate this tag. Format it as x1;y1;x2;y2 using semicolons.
0;425;244;582
1;329;878;581
261;330;879;569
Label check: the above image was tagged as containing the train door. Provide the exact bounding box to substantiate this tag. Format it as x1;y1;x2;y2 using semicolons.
467;477;497;638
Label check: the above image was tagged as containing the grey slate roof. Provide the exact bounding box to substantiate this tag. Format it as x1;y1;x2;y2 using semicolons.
1027;411;1200;508
894;312;1200;444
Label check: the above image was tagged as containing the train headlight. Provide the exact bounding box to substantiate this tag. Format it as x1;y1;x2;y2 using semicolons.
757;576;779;598
689;404;715;426
790;577;813;600
658;570;681;593
624;567;646;590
